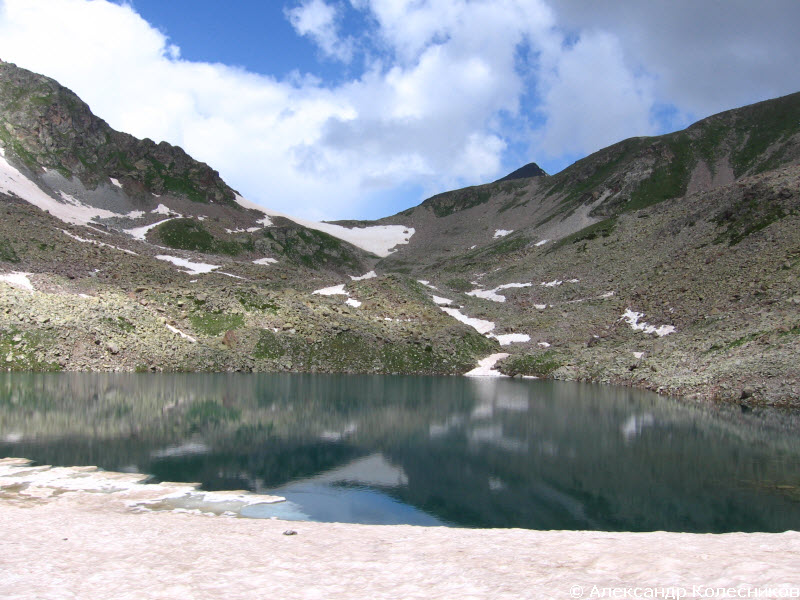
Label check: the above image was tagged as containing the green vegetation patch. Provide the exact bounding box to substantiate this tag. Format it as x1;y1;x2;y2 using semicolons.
549;217;618;252
500;351;563;378
236;290;279;312
424;186;494;217
712;193;793;246
730;93;800;176
261;227;362;269
0;239;20;263
102;316;135;333
0;327;61;372
189;312;244;336
627;134;693;211
155;219;243;256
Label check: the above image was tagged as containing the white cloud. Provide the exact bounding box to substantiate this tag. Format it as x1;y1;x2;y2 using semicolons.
286;0;354;62
0;0;796;221
537;31;657;158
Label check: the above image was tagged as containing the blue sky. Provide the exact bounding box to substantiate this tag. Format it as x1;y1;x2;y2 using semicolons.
1;0;799;221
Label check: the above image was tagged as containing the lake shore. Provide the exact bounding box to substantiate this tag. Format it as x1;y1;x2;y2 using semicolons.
1;460;798;600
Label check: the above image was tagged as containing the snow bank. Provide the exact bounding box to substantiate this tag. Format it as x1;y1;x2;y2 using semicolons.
156;255;220;275
234;195;413;257
0;154;122;225
493;229;513;238
151;204;175;215
621;309;676;337
439;307;495;334
431;296;453;305
0;272;34;292
465;353;510;377
345;298;362;308
535;239;549;247
253;257;278;265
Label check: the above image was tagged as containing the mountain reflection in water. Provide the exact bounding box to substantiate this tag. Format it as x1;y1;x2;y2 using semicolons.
1;372;799;532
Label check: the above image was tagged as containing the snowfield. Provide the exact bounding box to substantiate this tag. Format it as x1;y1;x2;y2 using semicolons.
235;195;414;257
0;154;122;225
0;271;34;292
464;353;509;377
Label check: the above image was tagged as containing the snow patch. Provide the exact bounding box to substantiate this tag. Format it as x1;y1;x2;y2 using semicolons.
417;280;438;289
0;154;122;225
124;218;177;241
125;210;145;219
60;229;138;255
165;324;197;343
535;239;549;247
621;309;676;337
439;307;495;334
467;282;532;303
345;298;362;308
431;296;453;305
538;342;551;348
465;353;510;377
156;255;220;275
234;195;413;257
312;284;348;296
493;229;513;238
253;258;278;265
492;333;531;346
542;279;563;287
151;204;175;215
0;272;34;291
109;178;123;188
350;271;377;281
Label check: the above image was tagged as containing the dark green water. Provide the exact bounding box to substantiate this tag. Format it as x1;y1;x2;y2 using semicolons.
1;372;798;532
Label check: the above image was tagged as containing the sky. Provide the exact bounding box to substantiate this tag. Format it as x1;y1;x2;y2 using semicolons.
0;0;799;221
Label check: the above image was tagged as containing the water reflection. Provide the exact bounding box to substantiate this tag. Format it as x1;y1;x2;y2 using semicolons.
1;372;799;532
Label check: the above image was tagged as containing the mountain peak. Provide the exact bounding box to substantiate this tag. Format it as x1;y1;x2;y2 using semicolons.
495;162;548;183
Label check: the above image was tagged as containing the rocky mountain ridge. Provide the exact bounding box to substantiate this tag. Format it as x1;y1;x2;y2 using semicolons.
1;61;799;408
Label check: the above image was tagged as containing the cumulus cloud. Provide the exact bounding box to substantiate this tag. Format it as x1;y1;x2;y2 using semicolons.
0;0;797;220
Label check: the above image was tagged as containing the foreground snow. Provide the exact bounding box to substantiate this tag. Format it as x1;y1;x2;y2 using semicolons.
0;271;34;292
3;458;796;600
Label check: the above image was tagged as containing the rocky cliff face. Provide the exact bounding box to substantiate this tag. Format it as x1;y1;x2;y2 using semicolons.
0;61;233;205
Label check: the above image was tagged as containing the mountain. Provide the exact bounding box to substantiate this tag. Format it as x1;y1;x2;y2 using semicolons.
1;61;798;408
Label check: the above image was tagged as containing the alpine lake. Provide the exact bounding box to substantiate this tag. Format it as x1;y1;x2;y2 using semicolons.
1;372;799;532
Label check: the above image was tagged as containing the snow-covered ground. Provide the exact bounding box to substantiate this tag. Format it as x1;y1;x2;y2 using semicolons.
235;195;414;257
155;255;220;275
